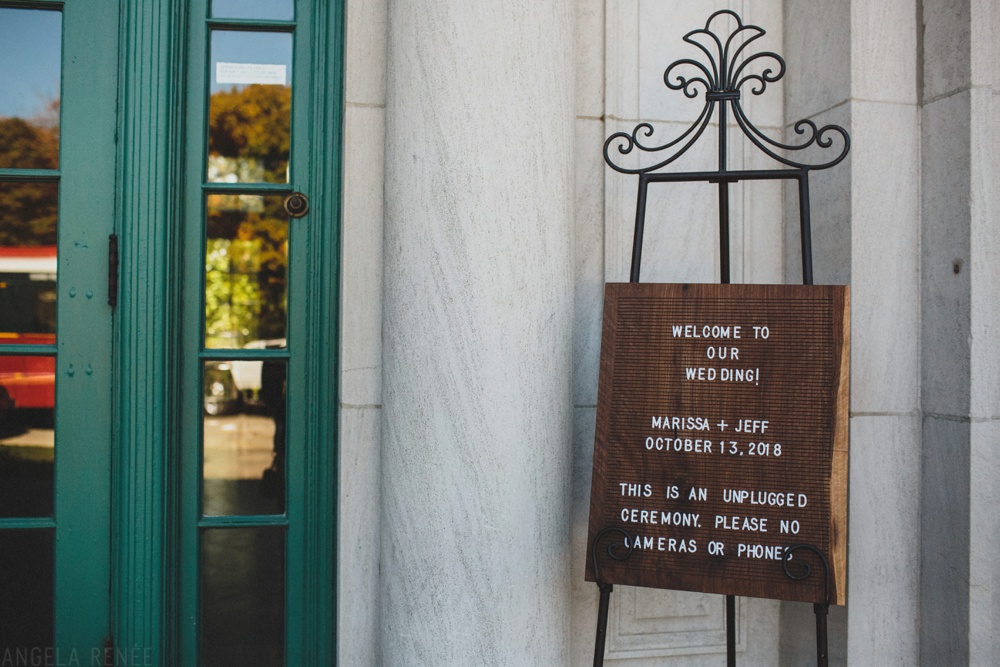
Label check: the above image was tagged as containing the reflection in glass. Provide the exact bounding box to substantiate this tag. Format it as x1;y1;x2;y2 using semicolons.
0;354;56;519
0;243;58;517
0;241;58;334
202;358;286;517
204;194;287;349
211;0;293;21
0;8;61;169
0;182;59;249
208;31;292;184
201;527;284;667
0;529;54;649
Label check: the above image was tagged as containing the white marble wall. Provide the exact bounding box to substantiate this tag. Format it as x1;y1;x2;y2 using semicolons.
920;0;1000;664
967;5;1000;662
570;0;606;654
336;0;1000;664
849;2;923;665
339;0;387;664
783;1;923;665
379;0;576;664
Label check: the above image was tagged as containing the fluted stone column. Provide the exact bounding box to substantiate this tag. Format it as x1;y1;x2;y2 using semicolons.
919;0;1000;663
381;1;575;664
784;1;1000;665
783;1;922;664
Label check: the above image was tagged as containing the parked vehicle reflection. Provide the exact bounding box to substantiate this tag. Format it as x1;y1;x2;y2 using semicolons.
203;361;241;416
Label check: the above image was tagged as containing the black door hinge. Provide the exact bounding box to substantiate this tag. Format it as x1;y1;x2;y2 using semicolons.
103;635;114;667
108;233;119;308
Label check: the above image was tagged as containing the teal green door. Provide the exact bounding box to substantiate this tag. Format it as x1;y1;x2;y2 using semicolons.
1;0;341;663
0;0;118;658
177;1;342;665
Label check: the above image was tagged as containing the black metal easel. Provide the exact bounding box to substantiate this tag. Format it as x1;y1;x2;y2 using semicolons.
591;10;849;667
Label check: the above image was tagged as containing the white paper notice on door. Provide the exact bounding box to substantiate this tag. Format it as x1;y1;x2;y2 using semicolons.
216;62;287;85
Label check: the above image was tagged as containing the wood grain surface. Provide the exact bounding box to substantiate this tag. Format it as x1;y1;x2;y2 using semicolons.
585;283;849;605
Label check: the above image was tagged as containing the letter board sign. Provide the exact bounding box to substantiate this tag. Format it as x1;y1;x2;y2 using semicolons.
585;283;849;604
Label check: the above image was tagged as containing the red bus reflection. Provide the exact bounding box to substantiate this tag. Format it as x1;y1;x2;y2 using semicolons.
0;246;57;411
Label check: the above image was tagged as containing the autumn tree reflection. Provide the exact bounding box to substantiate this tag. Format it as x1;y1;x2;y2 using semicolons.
204;85;290;349
209;84;290;184
0;100;60;247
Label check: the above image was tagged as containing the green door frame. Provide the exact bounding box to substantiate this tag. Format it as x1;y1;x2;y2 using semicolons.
111;1;343;663
54;0;119;653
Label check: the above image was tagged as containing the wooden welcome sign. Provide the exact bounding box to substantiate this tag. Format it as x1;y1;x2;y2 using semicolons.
585;283;849;604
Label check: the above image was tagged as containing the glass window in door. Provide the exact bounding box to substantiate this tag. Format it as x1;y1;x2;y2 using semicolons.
195;11;294;665
0;5;61;651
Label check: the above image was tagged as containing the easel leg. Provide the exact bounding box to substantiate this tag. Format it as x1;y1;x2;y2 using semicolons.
593;583;613;667
726;594;736;666
814;603;829;667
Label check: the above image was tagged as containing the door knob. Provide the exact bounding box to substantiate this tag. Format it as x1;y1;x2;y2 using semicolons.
283;192;309;218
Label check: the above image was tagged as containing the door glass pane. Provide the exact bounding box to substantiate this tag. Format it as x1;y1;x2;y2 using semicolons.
202;359;285;516
0;355;55;518
0;239;59;334
208;31;292;184
201;527;284;667
0;529;54;650
204;194;287;349
211;0;293;21
0;240;58;519
0;8;61;170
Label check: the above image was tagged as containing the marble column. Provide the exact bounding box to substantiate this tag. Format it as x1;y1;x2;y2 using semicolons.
380;1;576;664
844;1;923;663
920;0;1000;663
783;1;922;664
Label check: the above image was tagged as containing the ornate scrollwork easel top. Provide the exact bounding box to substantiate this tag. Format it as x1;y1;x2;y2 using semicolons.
604;10;850;175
